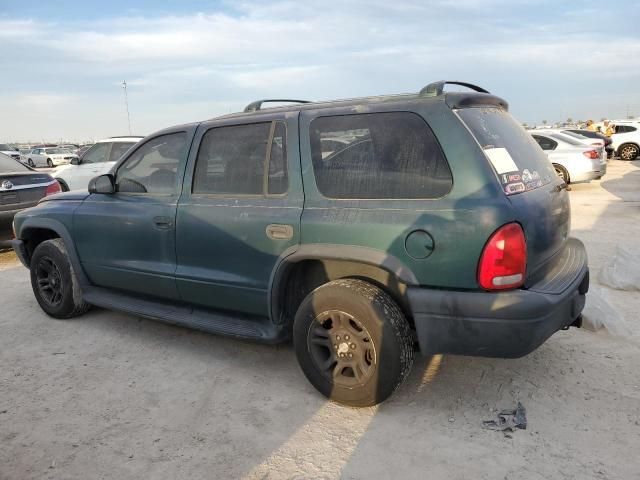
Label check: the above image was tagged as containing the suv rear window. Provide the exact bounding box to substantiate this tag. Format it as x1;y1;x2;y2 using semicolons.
458;108;556;195
309;112;452;199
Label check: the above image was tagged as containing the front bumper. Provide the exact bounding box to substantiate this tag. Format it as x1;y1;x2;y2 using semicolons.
408;239;589;358
0;239;30;267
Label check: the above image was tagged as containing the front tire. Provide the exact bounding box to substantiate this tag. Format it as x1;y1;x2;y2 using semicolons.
47;158;54;167
28;158;35;167
30;239;90;319
293;279;414;407
618;144;639;161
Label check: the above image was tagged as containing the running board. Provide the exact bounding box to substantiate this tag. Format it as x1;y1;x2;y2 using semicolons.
82;287;288;344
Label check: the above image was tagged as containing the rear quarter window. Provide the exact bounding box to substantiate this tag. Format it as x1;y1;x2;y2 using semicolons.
458;108;556;195
309;112;452;199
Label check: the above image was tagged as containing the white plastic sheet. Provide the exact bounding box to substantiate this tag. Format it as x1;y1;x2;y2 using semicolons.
581;284;631;337
598;246;640;291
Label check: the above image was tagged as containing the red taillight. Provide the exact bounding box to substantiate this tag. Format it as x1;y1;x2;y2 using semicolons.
583;150;599;159
45;181;61;196
478;223;527;290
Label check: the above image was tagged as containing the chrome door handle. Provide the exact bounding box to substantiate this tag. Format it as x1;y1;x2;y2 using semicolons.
266;224;294;240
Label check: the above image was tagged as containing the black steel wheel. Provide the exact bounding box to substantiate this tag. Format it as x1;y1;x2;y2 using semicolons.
30;239;90;319
35;256;65;307
619;144;639;161
294;279;414;407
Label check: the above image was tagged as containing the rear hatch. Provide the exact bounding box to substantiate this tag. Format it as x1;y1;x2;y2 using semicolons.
457;107;571;285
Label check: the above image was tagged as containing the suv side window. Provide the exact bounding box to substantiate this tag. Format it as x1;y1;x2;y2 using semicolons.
616;125;637;133
193;121;287;196
82;143;110;164
532;135;557;151
116;132;187;194
309;112;452;199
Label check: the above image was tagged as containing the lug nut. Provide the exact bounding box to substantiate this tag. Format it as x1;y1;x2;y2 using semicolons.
348;353;353;358
345;335;350;340
350;343;356;349
336;335;341;341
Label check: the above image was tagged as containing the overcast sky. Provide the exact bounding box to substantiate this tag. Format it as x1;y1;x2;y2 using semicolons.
1;0;639;142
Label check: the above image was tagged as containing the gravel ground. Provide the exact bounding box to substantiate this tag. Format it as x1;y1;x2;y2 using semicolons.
1;160;639;480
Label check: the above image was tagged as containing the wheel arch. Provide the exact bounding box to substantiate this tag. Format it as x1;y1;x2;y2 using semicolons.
269;245;418;327
55;178;69;191
18;218;89;286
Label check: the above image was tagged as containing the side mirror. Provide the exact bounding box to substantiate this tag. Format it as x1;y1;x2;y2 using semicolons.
70;157;81;165
88;174;115;194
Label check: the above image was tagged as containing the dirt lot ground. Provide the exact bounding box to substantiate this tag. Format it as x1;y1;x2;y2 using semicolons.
1;160;639;480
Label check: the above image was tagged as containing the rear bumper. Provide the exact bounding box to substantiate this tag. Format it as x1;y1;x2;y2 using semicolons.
572;164;606;182
408;239;589;358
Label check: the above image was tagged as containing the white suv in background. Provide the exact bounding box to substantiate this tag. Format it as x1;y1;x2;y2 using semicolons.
55;136;143;191
610;120;640;160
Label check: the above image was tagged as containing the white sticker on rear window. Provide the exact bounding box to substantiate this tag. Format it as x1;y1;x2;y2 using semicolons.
484;147;518;174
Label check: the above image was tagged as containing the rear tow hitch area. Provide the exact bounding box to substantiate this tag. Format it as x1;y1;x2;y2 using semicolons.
562;314;583;330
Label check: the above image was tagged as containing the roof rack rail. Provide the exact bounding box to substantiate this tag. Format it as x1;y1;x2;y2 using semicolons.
243;99;311;113
419;81;490;97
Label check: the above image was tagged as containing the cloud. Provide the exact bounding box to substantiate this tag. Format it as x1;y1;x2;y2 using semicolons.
0;0;639;140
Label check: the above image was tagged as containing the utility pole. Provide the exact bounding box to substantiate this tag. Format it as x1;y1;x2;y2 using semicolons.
122;80;132;135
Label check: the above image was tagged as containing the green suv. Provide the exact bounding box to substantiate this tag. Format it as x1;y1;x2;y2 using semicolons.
7;81;589;407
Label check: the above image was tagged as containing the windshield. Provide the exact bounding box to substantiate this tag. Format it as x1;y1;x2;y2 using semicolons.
0;144;15;151
0;152;29;172
457;107;556;195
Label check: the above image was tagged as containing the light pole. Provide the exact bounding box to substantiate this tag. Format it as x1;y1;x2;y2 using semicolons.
122;80;132;135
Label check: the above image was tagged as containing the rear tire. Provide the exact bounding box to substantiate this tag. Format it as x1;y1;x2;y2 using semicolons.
553;164;570;184
28;158;35;167
293;279;414;407
618;144;639;161
56;179;69;192
30;239;90;319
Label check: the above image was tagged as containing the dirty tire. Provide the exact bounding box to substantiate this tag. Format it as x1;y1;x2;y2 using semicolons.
293;279;414;407
30;239;90;319
56;179;69;192
618;144;639;161
553;164;570;184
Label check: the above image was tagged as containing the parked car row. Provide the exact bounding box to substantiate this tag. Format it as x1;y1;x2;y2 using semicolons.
4;81;591;407
530;129;607;184
0;153;60;220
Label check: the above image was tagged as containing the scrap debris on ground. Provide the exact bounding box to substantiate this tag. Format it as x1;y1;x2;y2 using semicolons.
482;402;527;437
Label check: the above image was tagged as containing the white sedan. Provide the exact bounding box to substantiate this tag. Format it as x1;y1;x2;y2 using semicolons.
24;147;78;168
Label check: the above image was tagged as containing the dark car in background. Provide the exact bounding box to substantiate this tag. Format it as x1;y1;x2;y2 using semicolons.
0;153;61;221
565;129;614;159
